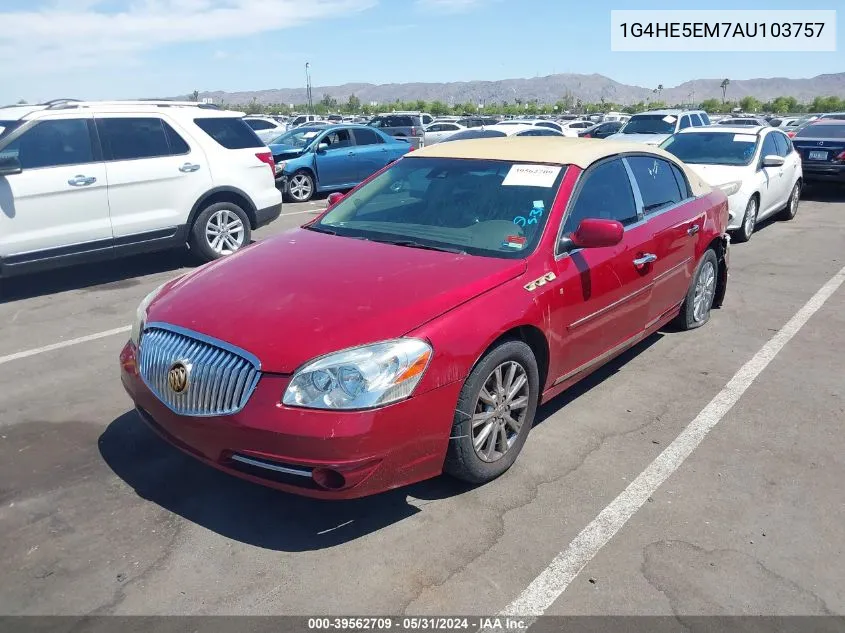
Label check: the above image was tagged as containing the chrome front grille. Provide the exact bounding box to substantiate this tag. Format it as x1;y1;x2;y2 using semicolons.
138;323;260;417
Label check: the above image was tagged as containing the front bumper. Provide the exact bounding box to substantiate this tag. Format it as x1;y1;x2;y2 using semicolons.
119;341;462;499
724;192;750;231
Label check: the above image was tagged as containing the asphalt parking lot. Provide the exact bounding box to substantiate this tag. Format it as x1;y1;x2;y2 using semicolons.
1;186;844;618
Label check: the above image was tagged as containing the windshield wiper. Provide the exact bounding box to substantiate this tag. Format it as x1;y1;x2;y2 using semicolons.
380;239;467;255
305;225;337;235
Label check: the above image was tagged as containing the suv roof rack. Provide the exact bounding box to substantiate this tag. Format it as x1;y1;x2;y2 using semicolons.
39;99;222;110
40;98;82;108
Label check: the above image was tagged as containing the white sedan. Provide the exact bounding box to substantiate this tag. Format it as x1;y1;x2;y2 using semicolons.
496;119;575;135
423;122;466;145
660;126;802;242
440;124;564;142
243;116;288;144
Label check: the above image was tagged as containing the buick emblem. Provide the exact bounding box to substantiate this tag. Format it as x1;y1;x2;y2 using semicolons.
167;361;190;394
818;141;825;146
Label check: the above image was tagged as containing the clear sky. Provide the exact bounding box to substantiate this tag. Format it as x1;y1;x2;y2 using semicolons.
1;0;842;104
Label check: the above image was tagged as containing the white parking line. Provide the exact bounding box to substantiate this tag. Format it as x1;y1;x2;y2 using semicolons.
0;326;131;366
281;208;325;216
488;263;845;625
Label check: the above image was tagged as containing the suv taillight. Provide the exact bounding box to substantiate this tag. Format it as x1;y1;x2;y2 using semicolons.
411;126;418;136
255;151;275;178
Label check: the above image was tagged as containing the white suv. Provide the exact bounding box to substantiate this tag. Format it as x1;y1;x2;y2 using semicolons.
0;100;282;277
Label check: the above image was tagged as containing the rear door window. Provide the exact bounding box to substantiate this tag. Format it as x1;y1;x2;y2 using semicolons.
700;112;711;125
626;156;683;214
97;117;172;160
352;128;383;145
194;117;263;149
679;115;692;130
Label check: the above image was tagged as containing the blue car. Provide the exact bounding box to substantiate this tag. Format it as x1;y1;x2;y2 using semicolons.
269;124;411;202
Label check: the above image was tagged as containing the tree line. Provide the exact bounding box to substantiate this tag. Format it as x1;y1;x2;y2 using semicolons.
199;92;845;117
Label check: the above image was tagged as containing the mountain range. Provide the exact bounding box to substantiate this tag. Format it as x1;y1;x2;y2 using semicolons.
182;72;845;107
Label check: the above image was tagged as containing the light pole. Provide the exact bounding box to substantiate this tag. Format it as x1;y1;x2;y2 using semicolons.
305;62;314;114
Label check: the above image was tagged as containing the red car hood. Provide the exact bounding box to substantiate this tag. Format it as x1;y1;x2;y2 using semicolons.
147;228;527;373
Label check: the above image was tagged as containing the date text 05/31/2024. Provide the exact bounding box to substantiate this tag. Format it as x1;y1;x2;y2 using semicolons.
307;617;529;630
618;21;826;38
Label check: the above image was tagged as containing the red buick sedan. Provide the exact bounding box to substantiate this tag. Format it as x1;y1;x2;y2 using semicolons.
120;138;729;499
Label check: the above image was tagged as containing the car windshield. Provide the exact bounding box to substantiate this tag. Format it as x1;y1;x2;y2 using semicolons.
0;120;19;141
310;157;566;259
269;127;323;148
660;132;759;166
621;114;676;135
796;124;845;139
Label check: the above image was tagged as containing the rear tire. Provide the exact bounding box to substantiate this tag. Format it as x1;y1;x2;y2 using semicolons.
190;202;251;263
779;181;801;221
675;249;719;331
444;340;539;484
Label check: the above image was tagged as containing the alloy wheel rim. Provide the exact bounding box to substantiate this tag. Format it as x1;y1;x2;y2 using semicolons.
693;261;716;323
744;198;757;236
205;209;245;255
289;174;313;201
790;185;799;214
471;361;529;463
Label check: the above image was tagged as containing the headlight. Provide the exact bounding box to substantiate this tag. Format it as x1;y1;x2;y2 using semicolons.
283;339;432;410
130;282;168;346
717;181;742;197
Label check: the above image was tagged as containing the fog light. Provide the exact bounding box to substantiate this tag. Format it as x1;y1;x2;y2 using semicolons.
312;468;346;490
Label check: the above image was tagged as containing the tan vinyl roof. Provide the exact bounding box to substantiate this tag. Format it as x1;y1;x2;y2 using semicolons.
408;136;712;196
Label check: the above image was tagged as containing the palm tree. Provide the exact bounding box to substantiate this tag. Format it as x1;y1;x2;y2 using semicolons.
720;79;730;103
656;84;664;100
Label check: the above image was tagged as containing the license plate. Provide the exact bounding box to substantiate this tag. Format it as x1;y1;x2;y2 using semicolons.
808;150;828;160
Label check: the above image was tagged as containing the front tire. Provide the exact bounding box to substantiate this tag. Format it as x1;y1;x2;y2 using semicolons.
444;340;539;484
779;181;801;221
285;170;315;203
190;202;251;262
732;196;758;243
676;249;719;331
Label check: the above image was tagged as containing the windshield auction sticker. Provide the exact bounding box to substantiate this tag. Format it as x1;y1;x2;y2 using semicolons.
611;10;836;52
502;165;561;188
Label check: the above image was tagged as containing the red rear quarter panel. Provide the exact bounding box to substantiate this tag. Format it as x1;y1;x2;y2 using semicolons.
696;189;730;256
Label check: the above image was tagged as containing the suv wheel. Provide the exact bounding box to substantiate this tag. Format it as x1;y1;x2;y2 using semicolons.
190;202;251;262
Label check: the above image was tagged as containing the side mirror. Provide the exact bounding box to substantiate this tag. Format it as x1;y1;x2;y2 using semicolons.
327;192;344;207
762;154;785;168
565;218;624;250
317;142;329;153
0;155;22;176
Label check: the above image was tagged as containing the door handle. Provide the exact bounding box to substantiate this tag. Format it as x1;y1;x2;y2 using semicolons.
687;224;700;236
179;163;201;173
633;253;658;267
68;175;96;186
